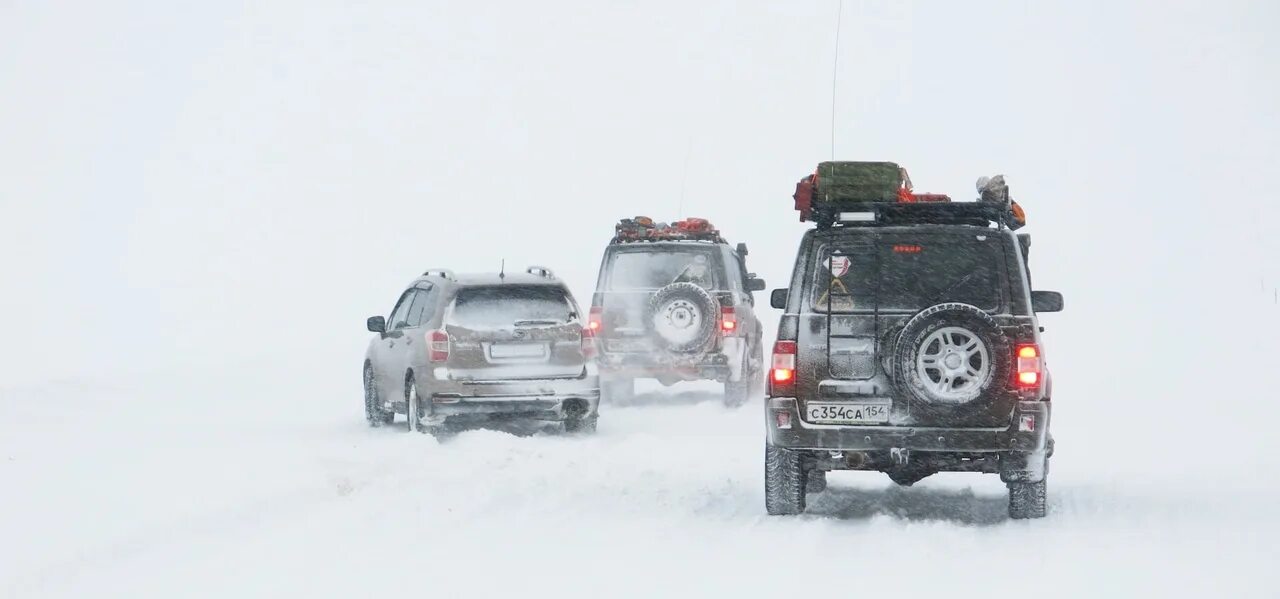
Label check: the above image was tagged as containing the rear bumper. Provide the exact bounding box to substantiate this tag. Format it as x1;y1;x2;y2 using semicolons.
422;377;599;423
597;337;744;381
765;397;1050;453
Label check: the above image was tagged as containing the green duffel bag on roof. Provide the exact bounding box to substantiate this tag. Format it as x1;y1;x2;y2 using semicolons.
815;161;904;203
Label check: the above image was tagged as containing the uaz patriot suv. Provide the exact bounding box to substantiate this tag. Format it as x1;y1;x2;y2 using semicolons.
590;217;766;407
363;267;600;437
764;196;1063;519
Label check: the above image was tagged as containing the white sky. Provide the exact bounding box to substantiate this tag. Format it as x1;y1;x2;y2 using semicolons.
1;0;1277;414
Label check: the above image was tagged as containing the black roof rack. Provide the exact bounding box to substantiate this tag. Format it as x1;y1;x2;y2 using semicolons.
815;201;1016;229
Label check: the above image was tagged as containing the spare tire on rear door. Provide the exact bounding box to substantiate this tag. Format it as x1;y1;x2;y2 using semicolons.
892;303;1010;405
646;282;718;354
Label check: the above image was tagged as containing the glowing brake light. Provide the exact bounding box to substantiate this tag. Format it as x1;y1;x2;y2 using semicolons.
1016;344;1041;387
770;340;797;389
427;329;451;362
587;306;603;332
720;305;736;333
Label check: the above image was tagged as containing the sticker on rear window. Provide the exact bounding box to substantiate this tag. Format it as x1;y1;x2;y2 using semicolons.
824;255;851;277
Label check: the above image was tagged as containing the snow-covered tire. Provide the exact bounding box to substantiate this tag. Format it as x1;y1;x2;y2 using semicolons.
404;377;422;433
892;303;1010;406
723;378;749;408
765;443;807;515
646;282;718;354
723;352;756;408
1008;480;1047;519
601;377;634;405
364;363;394;427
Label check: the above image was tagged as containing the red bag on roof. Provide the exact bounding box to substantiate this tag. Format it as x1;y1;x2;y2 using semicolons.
793;174;816;222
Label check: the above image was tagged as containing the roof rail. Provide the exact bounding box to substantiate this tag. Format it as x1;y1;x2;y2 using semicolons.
525;265;556;279
422;268;456;281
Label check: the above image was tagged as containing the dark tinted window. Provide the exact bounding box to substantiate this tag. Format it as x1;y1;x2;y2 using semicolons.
449;286;573;328
607;248;719;290
877;233;1002;311
808;233;1003;313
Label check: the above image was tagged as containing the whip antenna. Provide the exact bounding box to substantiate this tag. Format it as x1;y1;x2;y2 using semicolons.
831;0;844;159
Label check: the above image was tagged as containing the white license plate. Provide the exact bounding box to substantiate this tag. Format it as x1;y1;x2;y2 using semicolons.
489;343;547;359
805;402;890;424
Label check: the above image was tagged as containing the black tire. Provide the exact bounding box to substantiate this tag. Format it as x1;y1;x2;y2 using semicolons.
723;377;749;408
765;443;807;515
601;377;634;405
564;415;598;435
724;344;759;408
892;303;1011;406
806;470;827;494
364;364;394;427
1008;480;1047;519
646;282;718;354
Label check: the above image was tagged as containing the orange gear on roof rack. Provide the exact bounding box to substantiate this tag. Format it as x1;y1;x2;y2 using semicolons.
613;216;723;244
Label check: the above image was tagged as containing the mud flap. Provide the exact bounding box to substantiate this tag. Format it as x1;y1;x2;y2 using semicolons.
999;450;1048;484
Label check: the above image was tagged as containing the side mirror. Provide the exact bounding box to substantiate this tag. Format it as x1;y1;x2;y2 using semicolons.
1031;291;1064;313
367;315;386;333
736;242;749;257
746;276;766;292
770;289;788;310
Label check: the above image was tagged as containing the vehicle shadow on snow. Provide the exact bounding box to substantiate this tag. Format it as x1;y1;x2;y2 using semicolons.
806;482;1009;525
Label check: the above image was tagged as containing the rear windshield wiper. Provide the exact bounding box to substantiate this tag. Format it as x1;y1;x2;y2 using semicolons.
513;319;562;326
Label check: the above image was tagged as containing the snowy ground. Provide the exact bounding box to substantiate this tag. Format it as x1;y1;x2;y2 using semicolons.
3;364;1276;598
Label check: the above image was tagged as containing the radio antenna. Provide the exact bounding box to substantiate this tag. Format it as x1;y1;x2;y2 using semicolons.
830;0;844;159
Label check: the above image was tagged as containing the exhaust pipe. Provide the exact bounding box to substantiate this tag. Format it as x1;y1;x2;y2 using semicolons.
562;398;589;419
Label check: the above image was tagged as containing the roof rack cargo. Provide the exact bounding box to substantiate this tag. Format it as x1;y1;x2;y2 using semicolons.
791;161;1026;230
611;216;725;244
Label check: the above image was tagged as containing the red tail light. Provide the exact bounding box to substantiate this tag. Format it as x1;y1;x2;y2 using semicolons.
1016;344;1041;387
427;329;450;362
720;305;737;334
581;326;597;360
770;340;797;395
588;306;603;333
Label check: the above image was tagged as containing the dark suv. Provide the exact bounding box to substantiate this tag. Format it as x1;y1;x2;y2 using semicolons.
590;217;766;407
363;267;599;437
764;201;1063;518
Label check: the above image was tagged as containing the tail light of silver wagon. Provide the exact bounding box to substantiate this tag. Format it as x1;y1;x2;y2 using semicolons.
427;329;451;362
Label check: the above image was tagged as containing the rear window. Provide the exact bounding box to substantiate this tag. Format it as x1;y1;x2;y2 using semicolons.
449;286;574;328
607;249;719;290
810;234;1003;312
